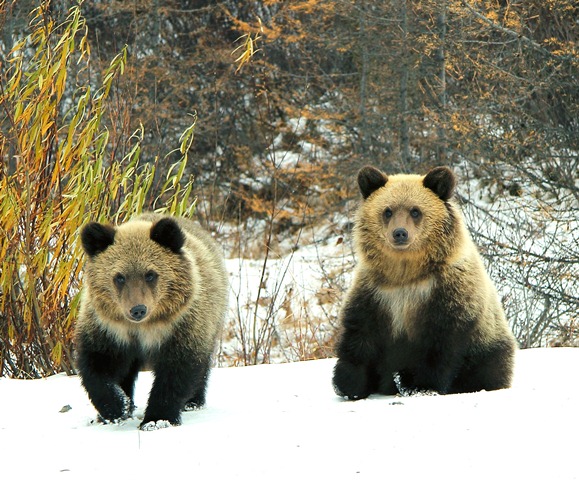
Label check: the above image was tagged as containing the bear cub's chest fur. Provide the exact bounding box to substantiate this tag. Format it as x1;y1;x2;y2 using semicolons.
375;277;435;339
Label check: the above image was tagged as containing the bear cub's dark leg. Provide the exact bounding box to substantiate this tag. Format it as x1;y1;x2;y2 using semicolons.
140;356;212;429
78;352;139;423
183;359;212;411
333;360;398;399
118;360;140;413
449;340;516;393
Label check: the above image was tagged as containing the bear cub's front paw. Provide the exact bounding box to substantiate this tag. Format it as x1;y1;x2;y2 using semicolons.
96;388;134;424
332;360;371;401
140;419;176;431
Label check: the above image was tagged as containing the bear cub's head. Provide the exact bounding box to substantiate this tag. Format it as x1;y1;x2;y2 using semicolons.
81;218;190;324
356;165;457;255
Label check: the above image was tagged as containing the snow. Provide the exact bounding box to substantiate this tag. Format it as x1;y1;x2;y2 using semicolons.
1;348;578;479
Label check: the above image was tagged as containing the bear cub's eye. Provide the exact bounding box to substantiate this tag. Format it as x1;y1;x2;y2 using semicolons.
410;207;422;219
113;273;126;287
145;270;158;283
383;208;393;219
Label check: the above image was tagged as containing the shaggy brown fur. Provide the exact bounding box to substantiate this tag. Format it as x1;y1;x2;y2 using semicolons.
75;213;228;430
333;166;517;399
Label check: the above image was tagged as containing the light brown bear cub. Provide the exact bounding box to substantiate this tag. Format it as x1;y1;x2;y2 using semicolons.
333;166;517;399
76;213;228;430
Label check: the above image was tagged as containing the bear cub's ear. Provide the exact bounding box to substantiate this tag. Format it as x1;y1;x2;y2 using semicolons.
81;223;116;258
150;218;186;254
358;166;389;199
423;166;456;201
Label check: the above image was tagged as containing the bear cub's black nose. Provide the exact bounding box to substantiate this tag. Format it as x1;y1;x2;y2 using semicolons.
393;228;409;244
130;304;148;321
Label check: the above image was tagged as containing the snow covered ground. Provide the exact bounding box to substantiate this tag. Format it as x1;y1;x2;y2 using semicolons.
1;348;578;479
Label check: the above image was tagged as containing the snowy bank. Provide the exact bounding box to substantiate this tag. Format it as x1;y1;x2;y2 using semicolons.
0;348;578;479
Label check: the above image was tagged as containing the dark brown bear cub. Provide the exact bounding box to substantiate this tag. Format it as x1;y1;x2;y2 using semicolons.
333;166;517;399
75;213;228;430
